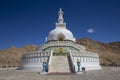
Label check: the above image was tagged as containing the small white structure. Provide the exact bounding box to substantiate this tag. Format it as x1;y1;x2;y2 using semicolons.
19;8;101;73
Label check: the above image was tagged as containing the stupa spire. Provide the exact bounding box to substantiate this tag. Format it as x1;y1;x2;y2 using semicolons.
56;8;66;28
58;8;64;24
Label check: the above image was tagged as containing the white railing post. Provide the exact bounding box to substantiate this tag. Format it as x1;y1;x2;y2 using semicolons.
48;50;53;72
69;50;75;72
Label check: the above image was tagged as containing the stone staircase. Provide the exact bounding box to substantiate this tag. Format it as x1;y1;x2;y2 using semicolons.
48;56;71;73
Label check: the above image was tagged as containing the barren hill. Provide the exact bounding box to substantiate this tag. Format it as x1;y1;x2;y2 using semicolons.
0;38;120;66
0;45;37;66
76;37;120;66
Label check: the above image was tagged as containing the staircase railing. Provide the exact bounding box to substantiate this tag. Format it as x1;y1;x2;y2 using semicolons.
38;41;85;51
48;50;53;72
69;50;75;73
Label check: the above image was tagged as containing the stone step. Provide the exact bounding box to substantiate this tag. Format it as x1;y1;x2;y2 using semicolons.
48;56;70;73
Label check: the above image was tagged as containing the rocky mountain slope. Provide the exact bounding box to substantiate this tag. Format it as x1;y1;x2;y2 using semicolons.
0;38;120;66
76;38;120;66
0;45;37;66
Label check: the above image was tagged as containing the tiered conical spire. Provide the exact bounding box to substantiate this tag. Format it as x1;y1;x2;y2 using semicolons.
58;8;64;24
56;8;66;28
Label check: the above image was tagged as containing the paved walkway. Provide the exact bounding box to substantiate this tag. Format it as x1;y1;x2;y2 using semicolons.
0;67;120;80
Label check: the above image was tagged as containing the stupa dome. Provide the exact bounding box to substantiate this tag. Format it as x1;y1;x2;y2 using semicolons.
47;27;75;41
46;8;75;42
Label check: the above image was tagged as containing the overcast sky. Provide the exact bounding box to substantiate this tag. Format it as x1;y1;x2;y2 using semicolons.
0;0;120;49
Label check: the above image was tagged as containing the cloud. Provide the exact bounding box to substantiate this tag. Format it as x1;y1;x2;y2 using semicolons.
87;28;95;33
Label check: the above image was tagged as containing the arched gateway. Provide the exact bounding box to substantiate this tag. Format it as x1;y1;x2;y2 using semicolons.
19;8;101;73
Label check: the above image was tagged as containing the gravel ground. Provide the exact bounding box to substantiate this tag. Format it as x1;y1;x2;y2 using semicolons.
0;67;120;80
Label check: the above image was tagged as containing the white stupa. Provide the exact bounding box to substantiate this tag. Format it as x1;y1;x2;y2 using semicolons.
47;8;75;42
19;8;101;73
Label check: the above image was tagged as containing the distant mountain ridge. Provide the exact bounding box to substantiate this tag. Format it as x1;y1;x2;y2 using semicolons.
76;37;120;66
0;38;120;66
0;45;37;66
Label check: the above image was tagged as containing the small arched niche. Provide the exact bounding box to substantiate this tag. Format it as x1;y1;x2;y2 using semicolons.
57;33;65;41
